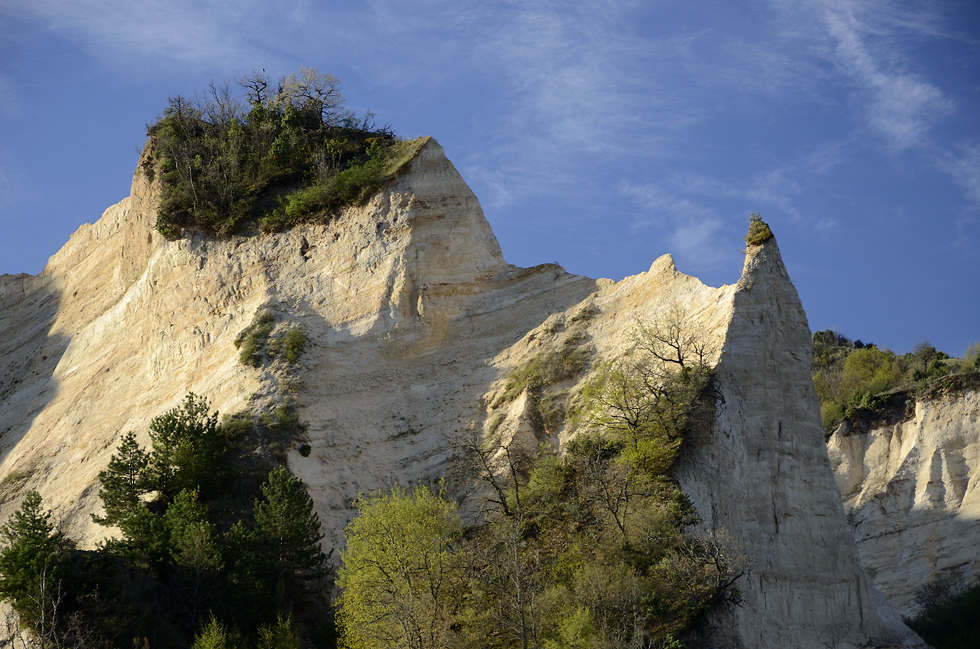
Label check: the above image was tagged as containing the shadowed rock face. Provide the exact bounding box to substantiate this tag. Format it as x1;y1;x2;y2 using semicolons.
0;138;923;647
829;387;980;617
674;240;923;648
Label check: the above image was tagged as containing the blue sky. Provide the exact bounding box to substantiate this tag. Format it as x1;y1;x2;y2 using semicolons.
1;0;978;356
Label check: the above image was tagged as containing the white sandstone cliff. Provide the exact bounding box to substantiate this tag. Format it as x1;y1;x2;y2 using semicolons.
828;385;980;617
0;138;923;647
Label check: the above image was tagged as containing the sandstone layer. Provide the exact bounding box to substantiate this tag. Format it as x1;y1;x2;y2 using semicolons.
0;138;922;647
828;387;980;617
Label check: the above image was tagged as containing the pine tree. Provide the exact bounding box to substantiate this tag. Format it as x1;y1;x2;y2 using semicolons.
252;467;327;606
0;491;69;631
92;431;150;527
148;393;223;500
165;488;222;627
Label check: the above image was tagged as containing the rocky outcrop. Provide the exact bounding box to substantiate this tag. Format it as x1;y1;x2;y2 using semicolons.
672;240;921;648
0;138;922;646
828;385;980;617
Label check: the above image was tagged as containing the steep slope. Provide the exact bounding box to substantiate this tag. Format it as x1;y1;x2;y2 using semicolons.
0;138;922;647
670;240;920;648
828;383;980;616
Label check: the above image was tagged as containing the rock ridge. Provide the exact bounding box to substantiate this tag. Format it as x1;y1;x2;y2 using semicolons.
673;238;922;648
0;139;923;647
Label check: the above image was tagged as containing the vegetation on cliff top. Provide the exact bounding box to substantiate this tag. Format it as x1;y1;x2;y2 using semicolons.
744;213;773;246
146;67;425;239
811;330;980;434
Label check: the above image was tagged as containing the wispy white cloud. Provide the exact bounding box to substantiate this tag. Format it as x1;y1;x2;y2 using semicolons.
0;0;301;75
772;0;953;151
642;137;851;235
939;142;980;208
619;183;732;271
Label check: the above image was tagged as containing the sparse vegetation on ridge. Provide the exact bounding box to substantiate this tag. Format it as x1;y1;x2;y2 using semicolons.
744;212;773;246
235;308;308;369
147;67;425;239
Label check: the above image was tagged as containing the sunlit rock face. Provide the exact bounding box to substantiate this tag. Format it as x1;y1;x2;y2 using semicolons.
0;138;923;647
829;386;980;617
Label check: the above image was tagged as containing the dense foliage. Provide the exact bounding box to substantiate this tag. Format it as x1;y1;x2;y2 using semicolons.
336;314;742;648
811;330;979;433
0;394;329;648
904;578;980;649
147;68;424;238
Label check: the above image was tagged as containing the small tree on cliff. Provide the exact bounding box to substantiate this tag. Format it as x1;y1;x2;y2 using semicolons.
147;393;224;500
92;431;150;527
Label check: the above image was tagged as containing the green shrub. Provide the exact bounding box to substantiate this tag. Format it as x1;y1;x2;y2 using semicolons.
147;69;426;239
235;309;276;367
0;470;29;501
905;580;980;649
569;303;597;323
221;412;255;440
193;615;245;649
744;212;773;246
538;390;569;434
487;413;505;438
500;342;588;404
267;327;307;364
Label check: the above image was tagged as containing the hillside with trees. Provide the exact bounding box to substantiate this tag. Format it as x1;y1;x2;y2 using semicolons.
0;395;331;648
811;330;980;435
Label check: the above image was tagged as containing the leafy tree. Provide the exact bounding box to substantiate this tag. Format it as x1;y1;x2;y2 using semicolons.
272;67;348;126
337;484;463;649
92;431;150;527
445;317;739;648
576;308;710;477
0;491;69;637
965;342;980;369
468;514;544;649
